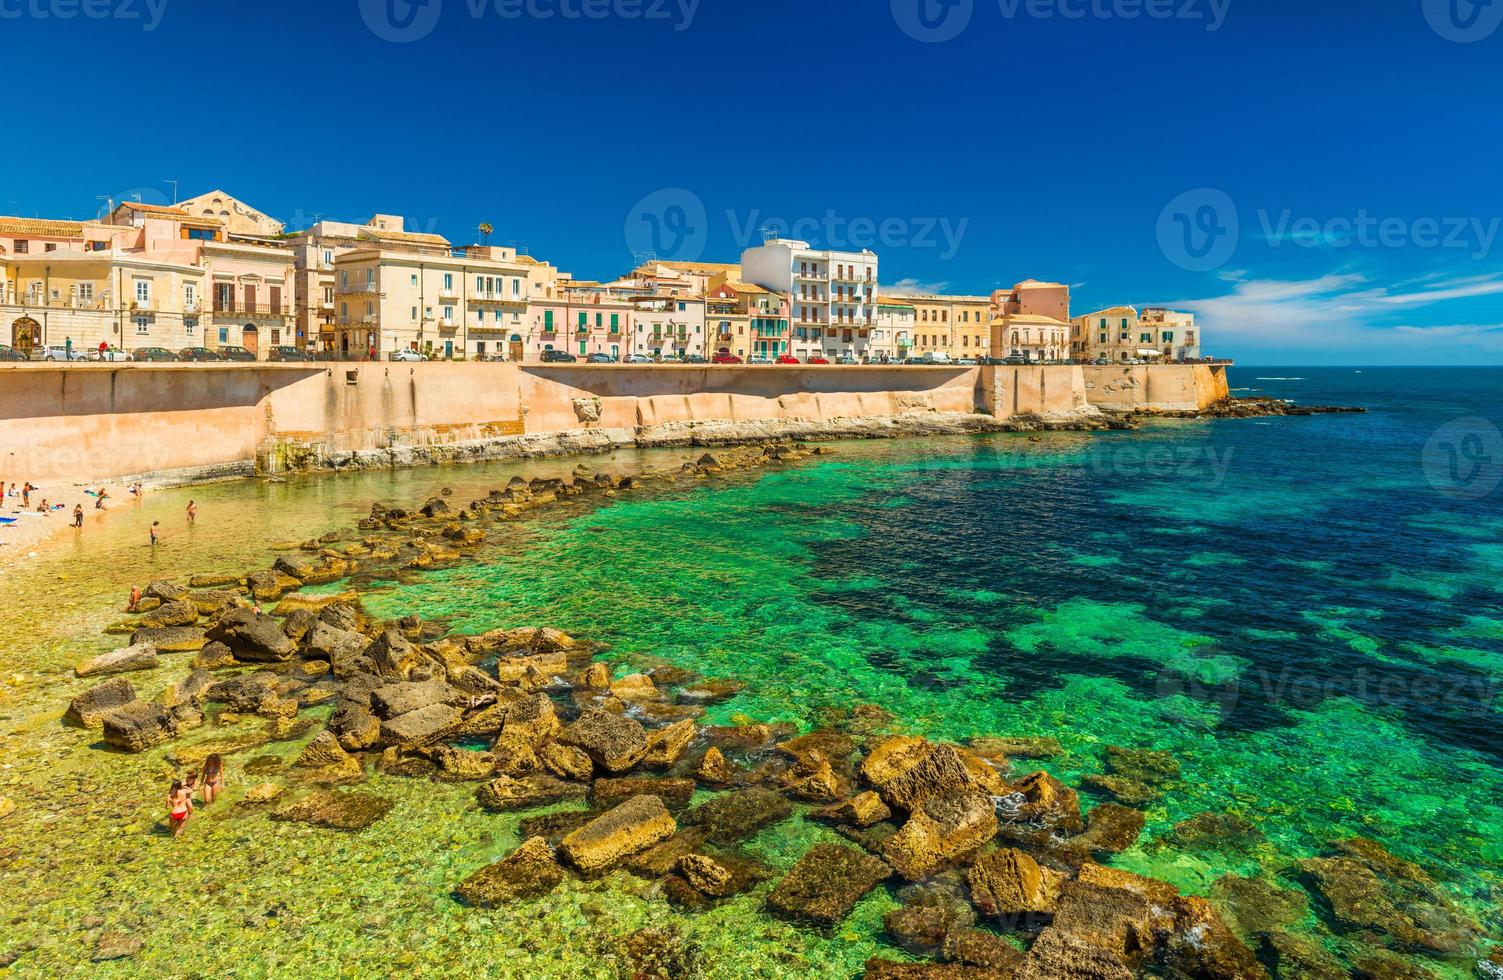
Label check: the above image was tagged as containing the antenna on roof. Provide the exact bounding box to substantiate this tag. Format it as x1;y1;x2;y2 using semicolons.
163;179;178;205
759;225;780;243
130;192;142;203
95;195;114;220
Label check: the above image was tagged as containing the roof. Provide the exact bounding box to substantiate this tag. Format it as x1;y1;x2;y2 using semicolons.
999;313;1070;326
721;280;773;295
361;227;450;246
1014;279;1067;289
653;260;740;273
1079;305;1139;319
876;297;916;309
117;201;223;226
0;215;85;238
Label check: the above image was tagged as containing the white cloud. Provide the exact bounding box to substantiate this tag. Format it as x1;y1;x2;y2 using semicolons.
885;278;951;295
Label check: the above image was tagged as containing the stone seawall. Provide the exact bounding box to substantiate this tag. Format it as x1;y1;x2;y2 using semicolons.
0;362;1230;484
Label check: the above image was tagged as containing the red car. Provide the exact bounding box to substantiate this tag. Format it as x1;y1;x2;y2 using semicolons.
775;354;799;365
805;356;830;365
711;352;743;364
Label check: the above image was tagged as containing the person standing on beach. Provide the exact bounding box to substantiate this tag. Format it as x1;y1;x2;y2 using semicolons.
166;780;192;838
72;504;83;528
186;501;197;524
21;484;31;508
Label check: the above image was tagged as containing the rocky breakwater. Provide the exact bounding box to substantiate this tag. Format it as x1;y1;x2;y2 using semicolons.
56;441;1495;978
1139;397;1368;421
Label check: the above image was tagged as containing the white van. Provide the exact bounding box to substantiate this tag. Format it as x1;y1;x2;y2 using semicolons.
917;351;953;365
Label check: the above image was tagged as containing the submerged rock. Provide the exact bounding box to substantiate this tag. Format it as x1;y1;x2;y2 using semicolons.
1014;927;1132;980
270;789;393;830
129;626;207;652
880;792;999;881
559;794;676;874
682;787;793;844
1211;873;1308;935
691;746;734;785
91;930;143;962
75;643;158;679
557;709;648;773
379;703;462;747
475;774;585;812
815;791;892;829
626;828;708;877
967;847;1065;920
862;737;1005;813
101;700;176;752
1161;895;1268;980
1050;881;1161;963
883;885;977;955
768;843;892;928
1000;770;1084;833
1258;931;1349;979
1080;774;1158;806
1104;745;1180;785
591;776;696;811
940;929;1025;972
642;718;698;768
456;837;565;906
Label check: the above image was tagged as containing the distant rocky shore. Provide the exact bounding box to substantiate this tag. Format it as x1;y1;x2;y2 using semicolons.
56;436;1481;979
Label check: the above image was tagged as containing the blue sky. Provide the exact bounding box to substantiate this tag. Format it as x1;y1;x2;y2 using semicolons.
2;0;1499;363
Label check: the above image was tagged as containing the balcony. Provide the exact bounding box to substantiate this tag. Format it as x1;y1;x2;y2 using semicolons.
362;314;377;324
337;281;378;296
793;269;826;281
438;288;459;301
470;291;524;305
213;303;291;318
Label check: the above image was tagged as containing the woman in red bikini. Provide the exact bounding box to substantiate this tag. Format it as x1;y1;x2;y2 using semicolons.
166;780;193;838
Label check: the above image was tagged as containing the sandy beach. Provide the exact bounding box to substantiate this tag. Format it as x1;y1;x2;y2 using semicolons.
0;482;145;574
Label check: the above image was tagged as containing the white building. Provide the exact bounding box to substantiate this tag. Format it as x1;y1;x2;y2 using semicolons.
741;239;877;360
1138;308;1200;361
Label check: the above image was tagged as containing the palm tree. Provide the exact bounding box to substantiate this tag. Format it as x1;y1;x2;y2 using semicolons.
478;222;493;245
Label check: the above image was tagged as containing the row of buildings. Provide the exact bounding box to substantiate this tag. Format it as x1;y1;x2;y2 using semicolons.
0;190;1200;363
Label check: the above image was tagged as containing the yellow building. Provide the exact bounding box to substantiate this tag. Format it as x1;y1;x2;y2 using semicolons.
886;292;991;359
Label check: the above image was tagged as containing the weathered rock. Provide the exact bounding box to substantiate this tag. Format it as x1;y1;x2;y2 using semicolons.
302;620;371;667
862;960;997;978
782;756;845;803
884;886;977;955
538;742;594;781
270;789;393;830
241;782;284;804
880;792;999;881
778;730;858;767
1075;863;1178;905
206;672;280;711
704;721;793;751
296;730;357;770
816;791;892;828
475;774;585;812
940;929;1026;973
592;776;696;811
1299;845;1481;956
864;739;1006;814
139;599;197;629
610;672;658;700
193;641;237;670
1080;774;1158;806
620;925;699;980
101;700;175;752
1210;873;1308;935
1162;810;1265;855
643;719;698;768
326;701;381;751
1013;927;1133;980
75;643;158;678
557;709;648;773
496;651;568;686
1050;881;1159;962
189;573;241;589
64;677;137;727
678;853;739;898
500;693;561;748
379;703;461;746
431;746;499;781
190;590;246;618
247;570;301;602
559;794;677;874
692;746;734;784
369;679;461;719
677;677;745;704
207;609;296;662
143;579;189;603
1161;896;1269;980
1257;932;1348;979
969;735;1062;760
768;844;893;927
575;662;611;689
968;847;1065;920
162;668;215;708
91;930;143;962
622;826;703;876
368;629;421;679
456;836;565;906
1076;804;1144;855
129;626;207;652
1104;745;1180;785
683;787;793;844
999;770;1084;832
1351;952;1441;979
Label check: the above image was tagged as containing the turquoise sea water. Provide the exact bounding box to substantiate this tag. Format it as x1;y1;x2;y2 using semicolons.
0;366;1499;975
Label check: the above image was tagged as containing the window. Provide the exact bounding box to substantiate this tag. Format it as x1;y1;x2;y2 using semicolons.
184;284;196;308
45;243;57;252
476;276;485;293
322;249;333;266
677;302;686;312
323;287;333;304
511;278;521;296
78;283;94;301
219;327;229;343
410;306;418;320
134;316;149;334
442;305;455;322
410;274;418;287
365;269;374;288
135;279;151;303
610;314;619;331
185;227;216;241
578;312;587;328
185;318;198;335
443;273;454;290
1162;331;1174;342
14;240;28;253
544;310;554;331
341;271;348;288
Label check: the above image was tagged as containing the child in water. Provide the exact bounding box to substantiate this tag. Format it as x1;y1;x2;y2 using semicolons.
166;780;193;838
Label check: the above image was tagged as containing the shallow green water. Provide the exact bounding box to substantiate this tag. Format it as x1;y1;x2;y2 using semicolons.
1;368;1500;976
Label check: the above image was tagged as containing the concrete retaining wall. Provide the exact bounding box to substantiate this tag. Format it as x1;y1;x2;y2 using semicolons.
0;361;1229;484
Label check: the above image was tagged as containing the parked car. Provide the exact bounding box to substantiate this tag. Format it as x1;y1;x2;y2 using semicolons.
585;352;616;364
711;353;743;364
177;347;222;362
624;353;654;364
218;345;257;362
805;356;830;365
956;357;978;366
1002;354;1028;365
834;355;858;365
917;352;953;365
268;346;313;362
126;347;173;362
34;344;89;362
1092;356;1111;365
682;354;708;365
88;347;133;362
0;344;27;361
658;354;684;364
390;348;425;362
775;354;800;365
540;349;578;363
747;355;773;365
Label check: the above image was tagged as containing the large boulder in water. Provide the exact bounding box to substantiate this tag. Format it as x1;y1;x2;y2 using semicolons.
1014;928;1132;980
369;679;462;719
967;847;1065;920
328;701;382;751
101;700;175;752
138;599;197;629
456;837;565;906
270;789;392;830
861;737;1005;813
129;626;207;652
476;774;586;812
557;709;648;773
379;703;461;747
682;787;793;844
207;609;295;662
558;794;676;874
64;677;138;727
879;792;999;881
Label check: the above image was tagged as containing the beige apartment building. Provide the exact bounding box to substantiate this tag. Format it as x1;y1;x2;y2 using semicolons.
333;244;560;360
991;279;1072;362
884;293;990;359
176;190;285;238
873;298;915;363
705;278;789;360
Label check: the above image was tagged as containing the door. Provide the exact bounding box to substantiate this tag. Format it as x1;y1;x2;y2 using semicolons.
508;335;523;362
244;284;258;314
242;325;258;357
444;340;453;359
11;317;40;355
